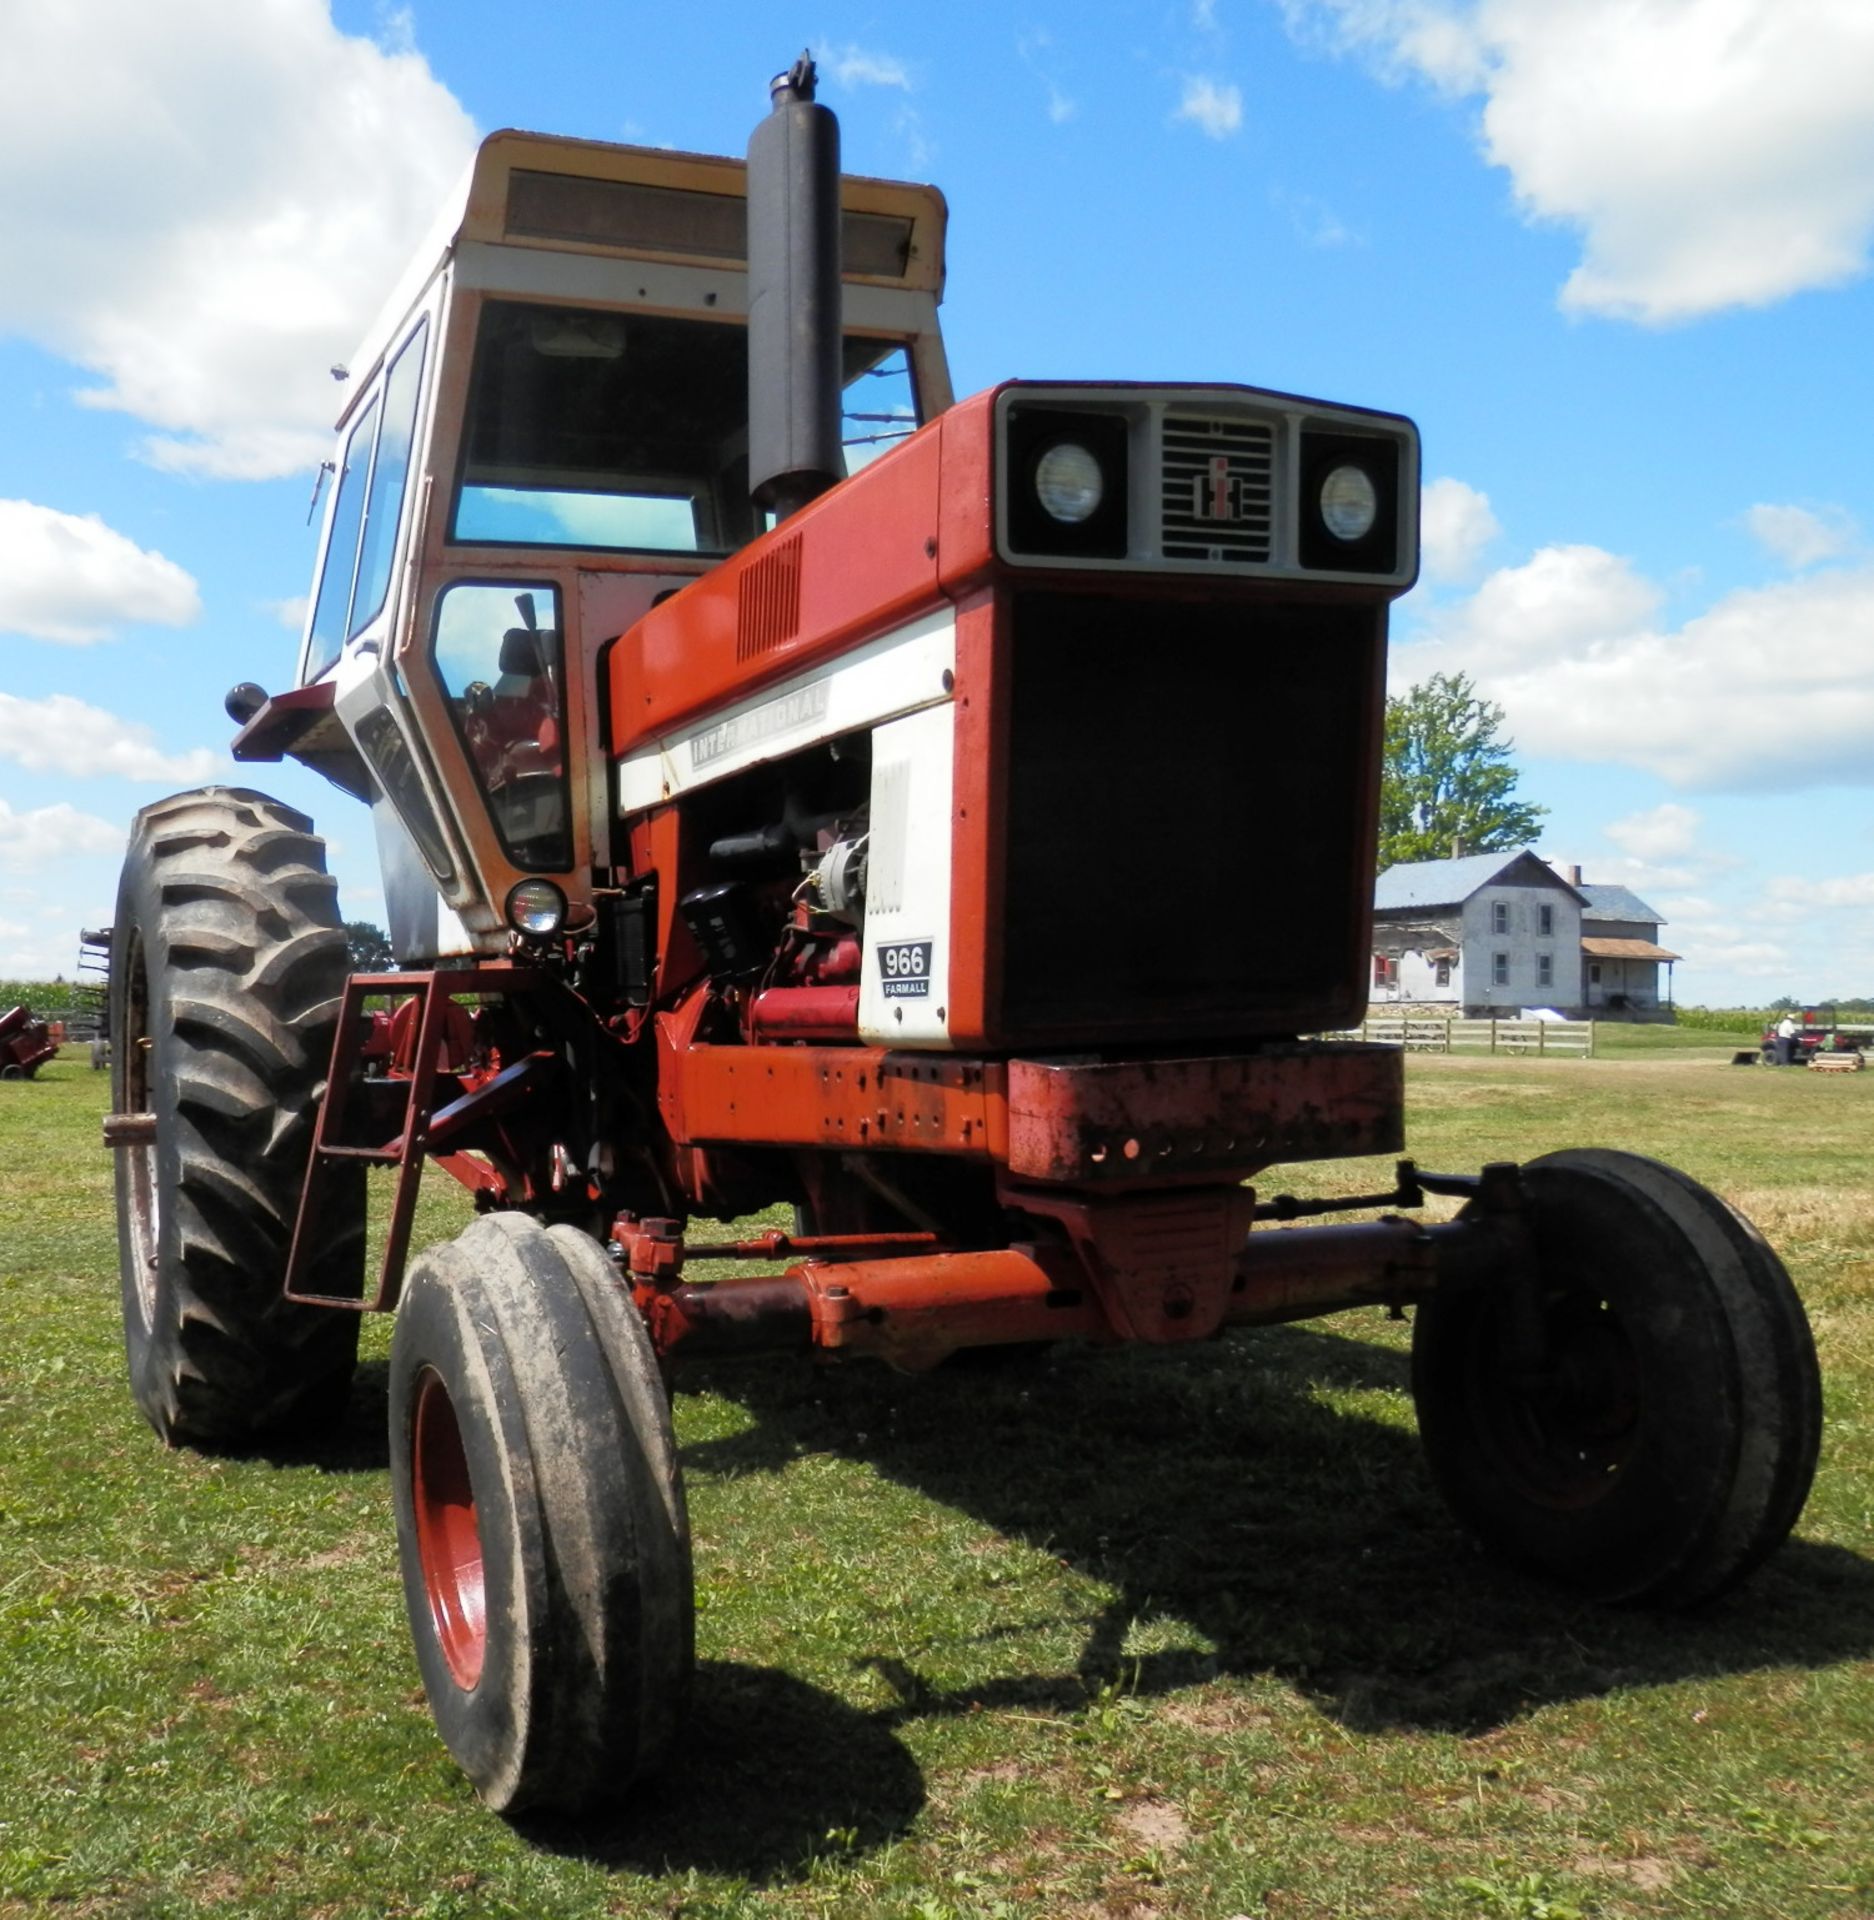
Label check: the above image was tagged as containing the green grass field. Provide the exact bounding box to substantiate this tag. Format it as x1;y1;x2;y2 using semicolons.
3;1044;1871;1919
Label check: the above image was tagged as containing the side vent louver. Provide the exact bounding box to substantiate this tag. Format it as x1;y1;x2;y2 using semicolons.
736;535;803;661
1161;416;1274;563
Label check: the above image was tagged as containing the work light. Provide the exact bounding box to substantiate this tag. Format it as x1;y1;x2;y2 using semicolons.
506;878;567;937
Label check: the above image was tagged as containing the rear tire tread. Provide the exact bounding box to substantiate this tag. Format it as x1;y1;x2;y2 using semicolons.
111;785;363;1446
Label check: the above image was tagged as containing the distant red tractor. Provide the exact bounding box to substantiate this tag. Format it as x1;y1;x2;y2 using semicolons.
105;63;1821;1816
0;1004;58;1080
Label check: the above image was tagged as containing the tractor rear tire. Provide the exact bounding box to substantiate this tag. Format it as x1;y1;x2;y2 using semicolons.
110;787;363;1446
1411;1148;1821;1607
388;1213;694;1815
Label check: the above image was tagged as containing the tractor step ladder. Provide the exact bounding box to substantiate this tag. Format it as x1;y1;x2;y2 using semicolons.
283;970;457;1314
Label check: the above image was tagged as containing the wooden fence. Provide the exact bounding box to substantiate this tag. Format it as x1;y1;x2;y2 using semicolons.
1328;1015;1596;1057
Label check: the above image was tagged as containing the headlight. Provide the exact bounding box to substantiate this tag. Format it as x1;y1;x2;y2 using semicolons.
1319;464;1378;542
1034;442;1104;524
505;877;567;938
1004;403;1130;560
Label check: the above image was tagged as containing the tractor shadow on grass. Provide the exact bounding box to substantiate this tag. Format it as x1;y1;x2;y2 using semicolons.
513;1659;927;1880
679;1320;1874;1742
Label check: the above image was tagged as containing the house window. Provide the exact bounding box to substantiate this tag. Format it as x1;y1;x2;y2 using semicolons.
1589;963;1602;986
1373;954;1391;987
1537;953;1553;988
1538;903;1554;937
1434;957;1452;987
1491;901;1510;934
1492;951;1509;987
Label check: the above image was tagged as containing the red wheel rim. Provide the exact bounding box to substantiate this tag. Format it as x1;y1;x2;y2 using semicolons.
411;1368;486;1689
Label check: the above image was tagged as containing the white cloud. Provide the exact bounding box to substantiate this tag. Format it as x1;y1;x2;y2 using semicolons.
268;595;310;632
1590;855;1701;894
1273;189;1358;249
894;107;937;173
1279;0;1489;92
1684;934;1794;980
1397;553;1874;791
1644;890;1792;980
0;694;222;784
0;0;476;479
1407;541;1662;671
1419;476;1501;583
1605;802;1702;864
0;922;91;980
1174;76;1244;139
0;500;200;643
1017;30;1077;123
1285;0;1874;323
0;799;125;870
1653;892;1720;924
375;4;417;55
1743;502;1858;570
1768;871;1874;909
825;45;913;90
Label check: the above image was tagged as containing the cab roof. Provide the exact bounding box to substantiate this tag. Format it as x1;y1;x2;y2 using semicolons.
339;128;948;418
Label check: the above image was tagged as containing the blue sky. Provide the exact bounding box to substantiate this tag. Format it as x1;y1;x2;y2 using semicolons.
2;0;1872;1005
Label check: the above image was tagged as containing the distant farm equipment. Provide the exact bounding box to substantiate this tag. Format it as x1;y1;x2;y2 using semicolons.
0;1004;58;1080
76;928;112;1070
1758;1006;1871;1067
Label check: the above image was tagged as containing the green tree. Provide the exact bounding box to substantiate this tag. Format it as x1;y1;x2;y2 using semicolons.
343;920;393;970
1379;671;1547;871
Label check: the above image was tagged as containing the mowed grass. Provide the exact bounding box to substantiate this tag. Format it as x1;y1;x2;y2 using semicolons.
3;1045;1873;1918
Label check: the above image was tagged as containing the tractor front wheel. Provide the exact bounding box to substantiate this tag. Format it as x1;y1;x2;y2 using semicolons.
388;1213;694;1815
110;787;363;1445
1411;1148;1821;1607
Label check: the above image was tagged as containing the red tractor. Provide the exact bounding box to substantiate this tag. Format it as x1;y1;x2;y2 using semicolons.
106;62;1820;1816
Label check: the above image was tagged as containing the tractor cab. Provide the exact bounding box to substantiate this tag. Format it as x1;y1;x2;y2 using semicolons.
246;128;949;960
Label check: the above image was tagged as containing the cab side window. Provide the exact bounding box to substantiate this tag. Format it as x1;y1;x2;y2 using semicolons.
302;318;430;682
304;395;380;682
351;320;430;640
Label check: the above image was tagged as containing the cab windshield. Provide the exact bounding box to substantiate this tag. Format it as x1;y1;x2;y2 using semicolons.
450;300;918;558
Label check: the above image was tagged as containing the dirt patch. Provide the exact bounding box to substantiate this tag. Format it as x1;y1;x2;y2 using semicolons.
1160;1694;1276;1735
304;1536;372;1571
1571;1852;1676;1890
1114;1796;1189;1854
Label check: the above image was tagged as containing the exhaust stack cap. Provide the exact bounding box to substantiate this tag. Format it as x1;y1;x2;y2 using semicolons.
747;52;843;521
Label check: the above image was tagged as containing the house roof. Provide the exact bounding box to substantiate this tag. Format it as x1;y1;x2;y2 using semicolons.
1579;883;1665;926
1374;850;1583;912
1582;936;1682;962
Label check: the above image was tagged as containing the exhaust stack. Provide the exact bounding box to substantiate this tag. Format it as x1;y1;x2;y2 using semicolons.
747;53;843;520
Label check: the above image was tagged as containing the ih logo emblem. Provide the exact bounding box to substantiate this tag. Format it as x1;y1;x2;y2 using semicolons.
1193;454;1240;522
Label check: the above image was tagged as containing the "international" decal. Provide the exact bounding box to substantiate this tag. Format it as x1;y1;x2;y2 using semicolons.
688;679;832;768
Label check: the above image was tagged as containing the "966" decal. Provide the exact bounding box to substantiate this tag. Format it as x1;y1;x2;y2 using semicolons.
878;939;934;999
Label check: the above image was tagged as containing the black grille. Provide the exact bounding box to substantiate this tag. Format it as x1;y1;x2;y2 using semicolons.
999;592;1381;1039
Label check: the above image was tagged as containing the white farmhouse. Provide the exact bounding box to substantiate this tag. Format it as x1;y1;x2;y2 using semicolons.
1369;852;1680;1019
